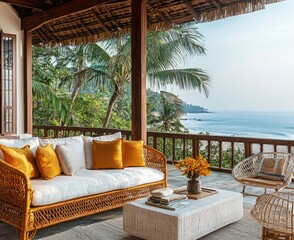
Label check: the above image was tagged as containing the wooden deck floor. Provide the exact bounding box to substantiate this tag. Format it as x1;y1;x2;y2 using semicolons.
0;164;290;240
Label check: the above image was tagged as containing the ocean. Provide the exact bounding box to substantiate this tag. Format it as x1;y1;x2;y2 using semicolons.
181;111;294;140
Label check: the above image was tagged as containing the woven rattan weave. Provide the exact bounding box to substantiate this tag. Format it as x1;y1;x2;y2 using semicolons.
232;152;294;197
0;145;167;240
251;192;294;240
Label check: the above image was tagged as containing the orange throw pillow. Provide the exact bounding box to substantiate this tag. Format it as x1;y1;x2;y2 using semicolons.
36;144;61;180
122;140;145;167
0;144;40;179
92;138;123;169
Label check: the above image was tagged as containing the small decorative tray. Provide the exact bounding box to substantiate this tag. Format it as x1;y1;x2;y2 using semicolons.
174;187;218;200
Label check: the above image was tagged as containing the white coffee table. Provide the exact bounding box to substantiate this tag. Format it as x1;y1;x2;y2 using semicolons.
123;189;243;240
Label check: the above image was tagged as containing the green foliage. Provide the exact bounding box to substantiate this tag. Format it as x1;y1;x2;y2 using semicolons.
183;103;208;113
72;94;106;127
147;91;188;133
32;25;210;134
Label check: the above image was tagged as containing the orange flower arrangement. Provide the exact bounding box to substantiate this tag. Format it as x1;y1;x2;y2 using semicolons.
175;155;211;180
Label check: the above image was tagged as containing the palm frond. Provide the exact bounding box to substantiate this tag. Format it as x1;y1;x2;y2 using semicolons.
33;79;72;123
148;68;211;97
146;25;206;71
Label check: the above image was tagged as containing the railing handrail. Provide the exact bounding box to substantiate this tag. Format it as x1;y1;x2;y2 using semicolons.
33;125;294;145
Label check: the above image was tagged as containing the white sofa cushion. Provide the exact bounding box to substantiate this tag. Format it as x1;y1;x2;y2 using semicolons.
55;138;86;175
39;135;83;149
0;137;39;160
30;167;164;206
83;132;121;169
39;135;85;175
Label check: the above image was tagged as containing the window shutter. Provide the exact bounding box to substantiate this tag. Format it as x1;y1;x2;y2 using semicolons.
0;33;16;134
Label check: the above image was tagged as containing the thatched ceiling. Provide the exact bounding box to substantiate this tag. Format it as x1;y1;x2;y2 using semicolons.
2;0;283;45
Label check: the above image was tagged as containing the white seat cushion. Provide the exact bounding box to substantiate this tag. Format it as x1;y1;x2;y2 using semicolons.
30;167;164;206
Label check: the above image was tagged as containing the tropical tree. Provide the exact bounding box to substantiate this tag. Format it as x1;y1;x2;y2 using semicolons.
32;47;73;126
75;25;210;127
33;25;211;129
148;91;187;132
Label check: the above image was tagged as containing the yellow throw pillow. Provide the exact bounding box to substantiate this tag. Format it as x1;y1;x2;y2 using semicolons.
36;144;61;180
92;138;123;169
0;145;40;179
122;140;145;167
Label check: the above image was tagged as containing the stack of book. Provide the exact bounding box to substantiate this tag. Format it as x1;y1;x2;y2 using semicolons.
145;188;189;211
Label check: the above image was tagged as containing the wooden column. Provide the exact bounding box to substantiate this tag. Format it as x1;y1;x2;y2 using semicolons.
131;0;147;142
24;30;33;134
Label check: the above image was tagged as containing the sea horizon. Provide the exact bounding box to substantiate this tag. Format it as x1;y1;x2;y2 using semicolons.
181;111;294;140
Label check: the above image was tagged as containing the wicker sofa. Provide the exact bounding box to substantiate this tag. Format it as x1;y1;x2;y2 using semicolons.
0;135;167;240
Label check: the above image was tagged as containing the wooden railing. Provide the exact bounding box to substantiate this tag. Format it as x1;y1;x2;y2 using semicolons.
33;125;294;173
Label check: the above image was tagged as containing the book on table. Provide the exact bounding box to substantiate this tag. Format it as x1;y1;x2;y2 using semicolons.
146;193;189;210
145;199;191;211
149;193;187;205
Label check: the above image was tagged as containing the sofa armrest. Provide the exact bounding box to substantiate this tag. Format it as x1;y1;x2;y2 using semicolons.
0;160;32;230
143;145;167;176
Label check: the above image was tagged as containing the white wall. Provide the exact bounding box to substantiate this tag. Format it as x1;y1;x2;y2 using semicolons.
0;2;24;134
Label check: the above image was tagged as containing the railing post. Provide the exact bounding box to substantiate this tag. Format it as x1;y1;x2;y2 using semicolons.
163;137;166;156
153;137;157;149
193;138;199;158
231;142;235;169
207;140;211;164
172;138;176;163
183;139;186;159
244;142;251;158
219;141;222;169
54;129;58;138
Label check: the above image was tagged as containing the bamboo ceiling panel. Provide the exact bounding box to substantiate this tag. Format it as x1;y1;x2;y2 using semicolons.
4;0;283;45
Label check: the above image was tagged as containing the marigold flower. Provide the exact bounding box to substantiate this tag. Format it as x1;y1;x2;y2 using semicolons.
175;155;211;179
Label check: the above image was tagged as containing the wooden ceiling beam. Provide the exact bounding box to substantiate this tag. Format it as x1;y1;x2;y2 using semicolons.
35;28;48;43
92;8;111;34
212;0;223;10
182;0;199;21
104;7;121;30
146;0;172;26
0;0;51;10
21;0;113;32
76;15;93;36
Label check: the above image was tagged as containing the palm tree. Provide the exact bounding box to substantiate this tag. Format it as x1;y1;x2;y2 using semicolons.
148;91;187;132
85;25;210;127
57;44;106;107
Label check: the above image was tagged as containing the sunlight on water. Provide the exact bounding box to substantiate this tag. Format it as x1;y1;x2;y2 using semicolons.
181;111;294;140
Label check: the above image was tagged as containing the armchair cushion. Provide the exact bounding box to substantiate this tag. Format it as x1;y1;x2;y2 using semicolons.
256;157;288;181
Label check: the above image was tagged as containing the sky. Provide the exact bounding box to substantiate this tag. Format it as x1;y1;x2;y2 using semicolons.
168;0;294;112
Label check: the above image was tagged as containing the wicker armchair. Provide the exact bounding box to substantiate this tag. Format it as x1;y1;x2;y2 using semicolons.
251;192;294;240
232;152;294;196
